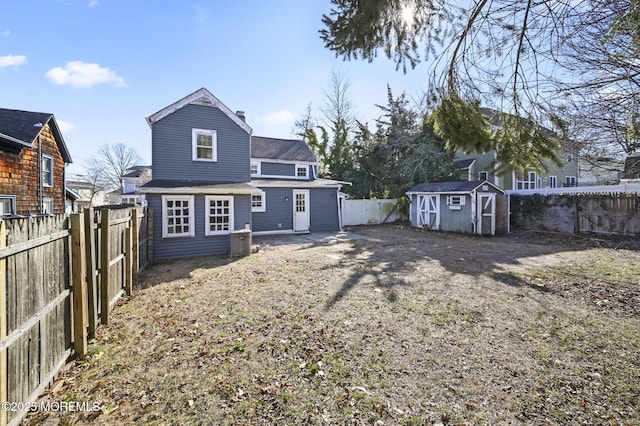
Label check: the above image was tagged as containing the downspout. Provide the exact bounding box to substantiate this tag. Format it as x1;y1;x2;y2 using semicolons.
336;186;343;230
37;134;43;214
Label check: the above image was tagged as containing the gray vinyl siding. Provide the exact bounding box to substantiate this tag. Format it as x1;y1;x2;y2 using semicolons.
152;104;250;182
251;186;339;233
438;194;474;233
260;162;295;177
148;193;251;260
251;187;293;232
309;188;339;231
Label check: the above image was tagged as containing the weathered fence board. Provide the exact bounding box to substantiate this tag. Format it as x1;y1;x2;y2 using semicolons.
0;206;152;426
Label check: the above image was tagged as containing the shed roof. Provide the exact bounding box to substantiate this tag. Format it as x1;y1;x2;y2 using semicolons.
0;108;72;162
406;180;504;194
251;136;317;162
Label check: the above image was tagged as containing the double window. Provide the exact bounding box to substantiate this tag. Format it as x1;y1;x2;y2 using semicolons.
192;129;217;162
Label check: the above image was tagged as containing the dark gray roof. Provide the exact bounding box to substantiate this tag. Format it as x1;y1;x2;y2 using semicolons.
480;107;558;138
407;180;504;194
622;152;640;179
251;136;317;162
454;158;476;169
0;108;72;162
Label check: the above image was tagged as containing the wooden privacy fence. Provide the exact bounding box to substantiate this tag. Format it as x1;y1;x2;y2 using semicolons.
0;206;152;426
341;199;400;226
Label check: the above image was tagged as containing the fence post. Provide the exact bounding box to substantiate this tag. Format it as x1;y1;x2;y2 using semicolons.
84;208;98;339
70;213;88;357
147;208;154;267
131;208;139;284
0;220;7;426
125;226;133;297
100;209;111;325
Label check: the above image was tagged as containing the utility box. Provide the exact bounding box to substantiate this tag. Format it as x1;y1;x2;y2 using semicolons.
230;229;252;257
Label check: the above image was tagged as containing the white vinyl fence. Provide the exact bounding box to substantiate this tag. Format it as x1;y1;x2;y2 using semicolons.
341;199;399;226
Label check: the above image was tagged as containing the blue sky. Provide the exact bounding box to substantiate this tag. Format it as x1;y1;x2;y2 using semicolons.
1;0;431;176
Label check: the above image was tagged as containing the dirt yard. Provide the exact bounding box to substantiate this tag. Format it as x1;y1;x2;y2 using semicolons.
26;224;640;425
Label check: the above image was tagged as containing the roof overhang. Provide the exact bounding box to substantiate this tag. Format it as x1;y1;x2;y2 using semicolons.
251;178;345;189
140;181;262;195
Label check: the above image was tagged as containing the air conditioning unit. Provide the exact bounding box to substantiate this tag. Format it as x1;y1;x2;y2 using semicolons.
229;229;252;257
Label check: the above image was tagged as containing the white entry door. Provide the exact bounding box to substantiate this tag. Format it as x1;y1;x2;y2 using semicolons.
477;193;496;235
293;190;310;232
417;195;439;230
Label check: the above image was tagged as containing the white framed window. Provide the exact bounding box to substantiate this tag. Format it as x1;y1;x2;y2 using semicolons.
192;129;217;162
250;162;261;176
566;176;576;187
549;176;557;188
251;191;266;212
478;171;488;181
296;165;308;178
516;171;537;190
42;198;54;214
205;195;234;236
446;195;466;206
42;155;54;187
0;196;16;216
162;195;195;238
567;152;573;163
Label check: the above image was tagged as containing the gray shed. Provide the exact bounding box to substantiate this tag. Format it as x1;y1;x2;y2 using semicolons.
406;180;509;235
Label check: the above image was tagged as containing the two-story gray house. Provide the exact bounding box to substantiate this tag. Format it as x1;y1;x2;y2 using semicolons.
140;88;344;260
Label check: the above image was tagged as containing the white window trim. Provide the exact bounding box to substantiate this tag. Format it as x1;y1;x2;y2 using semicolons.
251;191;266;212
43;154;54;187
162;195;195;238
0;195;16;216
478;171;488;181
250;161;261;176
205;195;234;236
566;176;577;187
42;197;54;214
295;164;309;178
516;171;537;190
192;128;217;162
549;176;557;188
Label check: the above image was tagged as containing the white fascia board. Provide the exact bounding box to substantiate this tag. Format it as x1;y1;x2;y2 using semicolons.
251;157;317;166
146;87;253;134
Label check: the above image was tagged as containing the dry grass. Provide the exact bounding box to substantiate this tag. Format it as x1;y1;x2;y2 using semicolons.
26;225;640;425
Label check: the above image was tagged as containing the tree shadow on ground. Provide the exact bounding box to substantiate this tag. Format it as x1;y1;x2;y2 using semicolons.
285;224;632;311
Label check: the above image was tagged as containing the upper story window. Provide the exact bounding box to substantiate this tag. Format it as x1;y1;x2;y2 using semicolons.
567;152;573;163
162;195;195;238
296;165;308;178
516;171;537;190
192;129;217;162
0;196;16;216
478;171;488;181
250;162;261;176
42;155;54;187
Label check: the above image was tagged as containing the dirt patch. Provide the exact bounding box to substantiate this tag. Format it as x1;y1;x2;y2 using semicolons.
25;224;640;425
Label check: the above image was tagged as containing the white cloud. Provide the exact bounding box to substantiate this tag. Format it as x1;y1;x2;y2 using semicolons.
88;0;99;7
2;30;10;39
57;120;75;133
45;61;126;88
0;54;27;69
262;109;295;126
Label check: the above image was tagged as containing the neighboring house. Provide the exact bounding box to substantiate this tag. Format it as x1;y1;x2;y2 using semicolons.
406;180;509;235
455;109;579;190
0;108;72;216
66;179;107;211
621;151;640;182
250;136;344;234
140;88;346;260
119;165;151;205
579;156;624;186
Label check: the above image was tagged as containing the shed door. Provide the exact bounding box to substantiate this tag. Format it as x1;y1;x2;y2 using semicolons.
417;195;439;230
293;190;310;232
477;193;496;235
